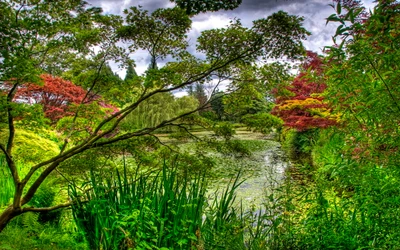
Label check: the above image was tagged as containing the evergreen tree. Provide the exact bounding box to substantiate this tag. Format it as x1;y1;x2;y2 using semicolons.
124;63;138;82
188;83;209;113
210;91;225;120
194;83;208;107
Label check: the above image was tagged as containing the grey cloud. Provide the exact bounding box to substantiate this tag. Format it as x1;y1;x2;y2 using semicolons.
197;0;337;53
86;0;105;4
232;0;306;13
225;0;332;17
86;0;172;14
130;0;173;12
86;0;124;14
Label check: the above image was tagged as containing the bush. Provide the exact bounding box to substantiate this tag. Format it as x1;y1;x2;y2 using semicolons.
29;180;63;226
272;127;400;249
242;113;283;134
213;122;236;140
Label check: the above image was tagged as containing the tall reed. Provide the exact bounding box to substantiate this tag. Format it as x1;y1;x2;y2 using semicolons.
69;159;207;250
69;157;286;249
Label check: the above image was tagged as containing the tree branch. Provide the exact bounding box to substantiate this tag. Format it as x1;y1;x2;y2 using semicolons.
91;104;204;148
367;58;400;113
147;133;179;153
6;82;19;155
21;202;73;213
21;161;61;205
168;123;203;141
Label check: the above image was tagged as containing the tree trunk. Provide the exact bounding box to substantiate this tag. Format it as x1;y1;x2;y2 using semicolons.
0;206;20;233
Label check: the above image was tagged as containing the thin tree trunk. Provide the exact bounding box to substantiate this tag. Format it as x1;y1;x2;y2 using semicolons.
0;206;20;233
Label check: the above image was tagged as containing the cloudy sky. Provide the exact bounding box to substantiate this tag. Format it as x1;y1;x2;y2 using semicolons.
86;0;377;78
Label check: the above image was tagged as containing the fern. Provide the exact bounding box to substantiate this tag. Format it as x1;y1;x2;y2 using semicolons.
20;212;41;232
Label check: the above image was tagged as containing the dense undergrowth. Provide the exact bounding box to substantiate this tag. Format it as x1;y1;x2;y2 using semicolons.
274;128;400;249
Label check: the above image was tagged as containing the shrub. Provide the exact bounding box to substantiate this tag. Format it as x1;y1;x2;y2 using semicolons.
213;122;236;140
241;113;283;134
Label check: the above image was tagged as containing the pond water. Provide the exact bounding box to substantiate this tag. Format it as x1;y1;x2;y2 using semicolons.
209;139;290;209
237;143;288;207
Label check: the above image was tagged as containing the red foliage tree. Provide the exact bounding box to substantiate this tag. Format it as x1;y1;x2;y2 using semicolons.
15;74;117;122
272;51;337;131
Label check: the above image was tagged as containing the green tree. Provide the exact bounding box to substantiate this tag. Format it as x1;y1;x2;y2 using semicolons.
210;91;226;120
325;0;400;166
223;62;292;121
276;3;400;248
0;1;309;231
0;0;125;231
188;83;210;114
118;6;191;71
124;62;138;82
122;92;198;130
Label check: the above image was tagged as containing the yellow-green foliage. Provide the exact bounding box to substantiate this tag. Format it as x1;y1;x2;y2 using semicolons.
0;129;60;164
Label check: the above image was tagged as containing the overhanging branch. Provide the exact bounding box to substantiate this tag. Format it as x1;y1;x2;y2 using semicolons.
21;202;73;213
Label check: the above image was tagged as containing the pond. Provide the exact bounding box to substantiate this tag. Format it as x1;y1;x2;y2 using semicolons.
163;129;290;208
207;139;290;209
